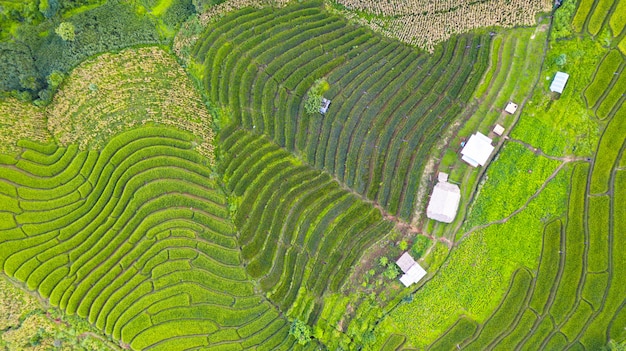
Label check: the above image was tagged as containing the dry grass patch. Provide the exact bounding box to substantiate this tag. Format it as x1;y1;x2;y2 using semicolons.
48;46;215;164
333;0;551;51
0;98;51;155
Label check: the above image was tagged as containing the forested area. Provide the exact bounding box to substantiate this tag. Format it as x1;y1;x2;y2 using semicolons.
0;0;209;104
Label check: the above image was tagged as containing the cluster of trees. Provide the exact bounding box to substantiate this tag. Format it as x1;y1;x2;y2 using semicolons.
0;0;203;104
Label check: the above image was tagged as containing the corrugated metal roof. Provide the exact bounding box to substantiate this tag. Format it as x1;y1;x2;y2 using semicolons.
461;132;494;167
426;181;461;223
399;262;427;287
396;252;417;273
550;71;569;94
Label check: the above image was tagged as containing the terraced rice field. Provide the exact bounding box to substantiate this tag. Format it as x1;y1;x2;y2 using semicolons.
427;130;626;350
192;0;490;221
220;126;394;324
2;0;626;350
0;127;306;350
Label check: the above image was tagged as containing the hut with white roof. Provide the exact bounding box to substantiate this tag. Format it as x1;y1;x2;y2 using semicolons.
396;252;427;287
505;102;518;114
426;172;461;223
550;72;569;94
461;132;494;167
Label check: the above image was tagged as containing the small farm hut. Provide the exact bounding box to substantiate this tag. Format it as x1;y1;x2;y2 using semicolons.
396;252;427;287
550;72;569;94
493;124;505;136
505;102;518;114
461;132;494;167
426;172;461;223
320;98;331;114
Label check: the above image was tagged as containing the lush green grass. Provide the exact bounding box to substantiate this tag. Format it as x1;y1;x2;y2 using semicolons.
429;317;478;351
610;0;626;34
386;161;570;347
463;269;532;350
584;50;623;108
529;220;563;313
590;102;626;194
587;195;610;272
572;0;594;32
596;69;626;120
462;142;561;230
549;164;587;326
587;0;614;35
511;35;604;157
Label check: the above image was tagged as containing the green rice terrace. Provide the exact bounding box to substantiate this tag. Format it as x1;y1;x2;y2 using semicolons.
0;0;625;350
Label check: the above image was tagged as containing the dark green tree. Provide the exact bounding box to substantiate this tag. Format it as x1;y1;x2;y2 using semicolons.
555;54;567;67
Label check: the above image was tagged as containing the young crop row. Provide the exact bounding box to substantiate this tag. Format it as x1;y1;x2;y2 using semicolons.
573;0;626;37
584;50;623;110
220;127;394;326
193;2;491;221
590;102;626;194
0;127;298;350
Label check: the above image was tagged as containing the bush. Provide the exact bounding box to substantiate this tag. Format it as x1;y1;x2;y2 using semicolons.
55;22;75;41
162;0;195;30
411;235;432;259
555;53;567;67
383;264;400;280
289;319;312;345
3;0;161;98
304;78;330;115
552;0;576;39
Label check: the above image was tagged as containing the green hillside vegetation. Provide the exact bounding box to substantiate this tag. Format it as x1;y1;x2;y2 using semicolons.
46;46;215;161
1;0;626;350
0;0;198;103
374;0;626;348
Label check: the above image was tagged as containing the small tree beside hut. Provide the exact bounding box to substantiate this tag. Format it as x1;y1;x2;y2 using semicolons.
304;78;330;114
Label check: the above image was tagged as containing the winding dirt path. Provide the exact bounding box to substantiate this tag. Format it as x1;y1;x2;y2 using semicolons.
508;138;591;163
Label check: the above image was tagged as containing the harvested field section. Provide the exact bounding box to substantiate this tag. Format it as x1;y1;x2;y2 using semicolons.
47;46;215;163
0;127;296;350
0;98;51;155
333;0;550;51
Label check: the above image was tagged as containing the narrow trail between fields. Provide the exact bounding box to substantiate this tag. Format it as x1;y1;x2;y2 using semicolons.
336;177;454;247
455;151;589;245
508;138;591;162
